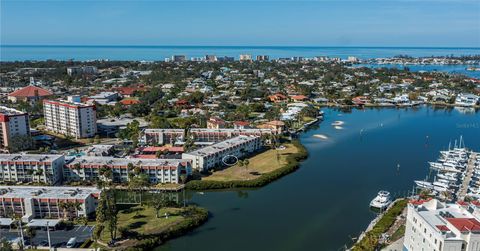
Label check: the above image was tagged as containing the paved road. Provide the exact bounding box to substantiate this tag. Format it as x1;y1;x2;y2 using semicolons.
1;225;94;247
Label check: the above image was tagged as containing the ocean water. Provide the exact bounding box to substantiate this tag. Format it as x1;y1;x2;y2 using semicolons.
1;45;480;62
157;106;480;251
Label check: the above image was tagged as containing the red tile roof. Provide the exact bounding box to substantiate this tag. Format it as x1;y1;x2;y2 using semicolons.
8;85;52;98
409;198;432;205
436;225;451;232
446;218;480;233
291;95;308;100
138;146;184;153
234;121;250;126
120;99;141;105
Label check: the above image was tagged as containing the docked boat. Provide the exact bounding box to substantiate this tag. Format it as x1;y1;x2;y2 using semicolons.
370;191;392;209
415;180;434;189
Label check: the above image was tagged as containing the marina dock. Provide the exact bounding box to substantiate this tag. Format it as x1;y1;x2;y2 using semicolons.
458;152;478;200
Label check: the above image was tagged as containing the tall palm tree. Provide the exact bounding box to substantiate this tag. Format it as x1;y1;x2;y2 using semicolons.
243;159;250;170
35;169;44;183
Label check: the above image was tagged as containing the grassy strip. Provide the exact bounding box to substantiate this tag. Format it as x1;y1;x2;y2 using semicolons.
352;199;408;251
123;206;208;251
185;140;308;190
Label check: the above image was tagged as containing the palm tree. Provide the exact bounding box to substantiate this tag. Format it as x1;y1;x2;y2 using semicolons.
25;226;36;246
35;168;44;183
243;159;250;170
58;201;68;219
26;169;35;182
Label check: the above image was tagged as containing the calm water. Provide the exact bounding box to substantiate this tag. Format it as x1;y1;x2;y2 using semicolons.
1;45;480;62
158;106;479;251
355;64;480;78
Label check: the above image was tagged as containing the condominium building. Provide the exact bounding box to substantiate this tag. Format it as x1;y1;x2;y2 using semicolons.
256;55;269;61
0;186;100;222
43;99;97;138
182;135;262;171
142;128;273;145
171;55;187;62
404;198;480;251
0;106;30;150
66;66;98;76
0;154;65;185
64;156;191;184
239;54;252;61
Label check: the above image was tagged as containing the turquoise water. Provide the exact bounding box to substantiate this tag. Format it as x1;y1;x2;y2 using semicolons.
1;45;480;62
158;106;479;251
356;64;480;78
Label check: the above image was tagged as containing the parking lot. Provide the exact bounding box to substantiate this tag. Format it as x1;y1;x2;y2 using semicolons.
1;225;94;247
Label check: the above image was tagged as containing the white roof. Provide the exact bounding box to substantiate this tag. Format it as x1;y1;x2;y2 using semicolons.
0;186;100;200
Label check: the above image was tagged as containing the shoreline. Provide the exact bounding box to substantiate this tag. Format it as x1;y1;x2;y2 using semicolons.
185;140;308;191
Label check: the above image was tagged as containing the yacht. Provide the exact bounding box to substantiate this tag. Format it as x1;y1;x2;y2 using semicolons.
415;180;434;189
370;191;392;209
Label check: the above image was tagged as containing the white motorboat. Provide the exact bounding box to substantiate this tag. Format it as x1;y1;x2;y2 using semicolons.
415;180;434;189
331;121;344;126
370;191;392;209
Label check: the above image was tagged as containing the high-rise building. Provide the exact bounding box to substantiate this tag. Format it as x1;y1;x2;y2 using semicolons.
43;99;97;139
239;54;253;61
171;55;187;62
205;55;217;62
256;55;269;61
0;106;30;150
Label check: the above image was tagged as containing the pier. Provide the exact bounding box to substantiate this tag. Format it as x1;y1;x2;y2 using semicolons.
457;152;478;200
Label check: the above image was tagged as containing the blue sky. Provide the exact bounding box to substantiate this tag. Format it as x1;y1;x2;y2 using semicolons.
1;0;479;47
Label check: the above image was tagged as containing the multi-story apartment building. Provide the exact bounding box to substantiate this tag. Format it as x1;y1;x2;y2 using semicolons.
256;55;269;61
43;99;97;139
66;66;98;76
0;106;30;150
239;54;252;61
142;128;273;145
0;154;65;185
404;198;480;251
64;156;191;184
0;186;100;221
182;135;262;171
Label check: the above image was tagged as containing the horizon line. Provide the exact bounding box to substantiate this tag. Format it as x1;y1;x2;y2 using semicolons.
2;44;480;49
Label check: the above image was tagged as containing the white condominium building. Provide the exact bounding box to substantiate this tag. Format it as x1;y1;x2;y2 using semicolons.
182;135;262;172
142;128;272;145
0;186;101;222
0;106;30;150
43;99;97;139
64;156;191;184
0;154;65;185
404;199;480;251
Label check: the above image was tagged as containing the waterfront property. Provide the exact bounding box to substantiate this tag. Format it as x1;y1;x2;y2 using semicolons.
404;198;480;251
0;186;100;223
64;156;191;184
0;154;65;185
43;99;97;139
0;106;30;151
182;135;262;172
455;93;480;107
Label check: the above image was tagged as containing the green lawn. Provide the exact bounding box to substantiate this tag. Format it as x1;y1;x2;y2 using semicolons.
203;143;299;182
100;206;185;242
